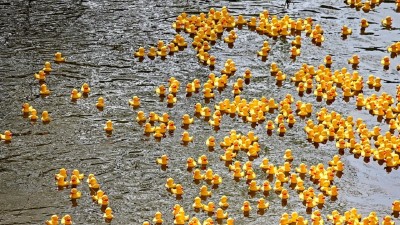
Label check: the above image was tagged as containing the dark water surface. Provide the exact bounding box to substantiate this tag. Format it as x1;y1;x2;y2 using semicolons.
1;0;400;224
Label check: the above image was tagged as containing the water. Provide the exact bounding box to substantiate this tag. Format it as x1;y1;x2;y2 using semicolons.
0;0;400;224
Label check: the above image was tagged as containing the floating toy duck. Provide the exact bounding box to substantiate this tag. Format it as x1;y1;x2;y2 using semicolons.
182;131;193;142
292;35;302;46
382;215;394;225
22;102;33;114
348;54;360;66
103;207;113;220
193;169;204;180
96;97;105;109
165;178;176;189
276;71;286;81
198;155;208;166
40;111;51;123
148;47;157;57
216;208;228;219
70;188;81;199
98;194;109;206
54;52;65;63
40;84;50;95
381;56;390;67
212;174;222;185
219;195;229;208
1;130;12;142
241;201;252;213
129;96;140;107
171;184;183;195
199;186;211;198
186;157;196;169
43;61;52;72
156;155;169;166
278;123;286;135
203;202;215;213
134;47;145;57
360;18;369;29
61;215;72;225
153;212;163;224
70;174;81;186
203;88;214;98
167;94;177;105
71;88;82;100
341;25;352;35
46;215;59;225
193;197;203;209
81;83;90;94
382;16;392;27
291;46;301;57
182;114;194;125
167;120;176;132
34;70;46;81
104;120;113;132
156;85;166;96
248;180;261;192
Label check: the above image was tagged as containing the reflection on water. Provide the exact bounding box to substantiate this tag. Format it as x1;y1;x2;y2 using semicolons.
0;0;400;224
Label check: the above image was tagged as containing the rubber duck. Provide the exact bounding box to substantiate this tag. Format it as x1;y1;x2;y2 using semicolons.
373;77;382;87
382;16;392;27
381;56;390;67
0;130;12;142
61;215;72;225
104;120;113;132
165;177;177;189
166;120;175;132
70;89;81;100
167;94;177;105
102;207;114;220
156;85;166;96
233;167;244;179
134;47;146;57
128;96;140;107
270;62;280;74
341;25;352;35
181;131;193;142
147;47;157;57
198;155;208;166
278;123;286;135
248;180;260;192
382;215;394;225
70;173;81;186
292;35;302;47
40;84;50;95
46;215;59;225
69;187;81;199
156;154;168;166
192;196;203;209
203;201;215;213
153;212;163;224
257;198;269;209
98;194;109;206
34;70;46;81
203;88;214;98
291;46;301;57
276;71;286;81
182;114;194;125
171;184;184;195
241;201;252;213
42;61;52;73
216;208;228;219
283;149;294;161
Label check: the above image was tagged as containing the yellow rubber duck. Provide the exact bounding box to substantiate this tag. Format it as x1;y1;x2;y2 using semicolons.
203;202;215;213
166;94;177;105
199;185;211;197
54;52;65;63
61;215;72;225
34;70;46;81
392;200;400;212
198;155;208;166
70;174;81;186
182;131;193;142
182;114;194;125
192;197;203;209
171;184;183;195
156;154;168;166
291;46;301;57
193;169;204;181
103;207;113;220
70;88;82;100
40;111;51;123
165;178;176;189
216;208;228;220
167;120;176;132
212;174;222;185
153;211;163;224
341;25;352;35
278;123;286;135
40;84;50;95
382;215;394;225
147;47;157;57
218;195;229;208
134;47;145;57
80;83;90;94
104;120;113;132
292;35;302;47
276;71;286;81
186;157;196;169
156;85;166;96
270;62;280;74
241;201;252;212
248;180;260;192
46;215;59;225
0;130;12;142
381;56;390;66
257;198;269;209
70;188;81;199
43;61;52;73
382;16;392;27
128;96;140;107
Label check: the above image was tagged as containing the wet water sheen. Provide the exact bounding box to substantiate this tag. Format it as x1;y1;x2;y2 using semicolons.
0;0;400;224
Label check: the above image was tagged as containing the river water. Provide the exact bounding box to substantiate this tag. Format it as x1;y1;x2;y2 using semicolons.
0;0;400;224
